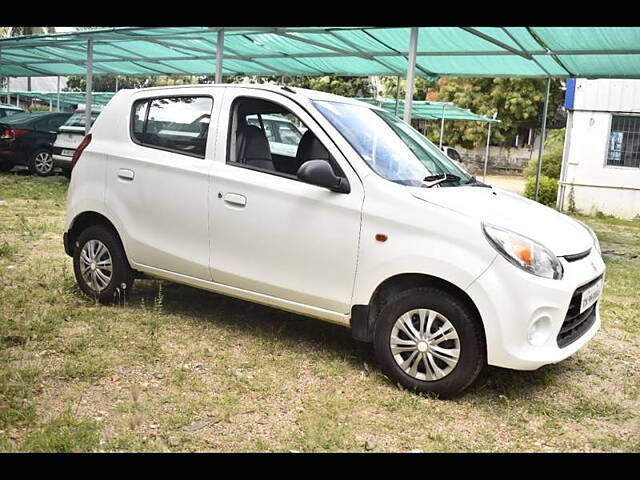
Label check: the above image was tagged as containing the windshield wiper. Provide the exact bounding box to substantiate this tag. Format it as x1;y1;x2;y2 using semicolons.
423;173;461;188
465;175;492;188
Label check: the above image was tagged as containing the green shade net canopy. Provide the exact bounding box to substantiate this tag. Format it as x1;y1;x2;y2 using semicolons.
356;98;500;122
1;27;640;78
0;90;115;107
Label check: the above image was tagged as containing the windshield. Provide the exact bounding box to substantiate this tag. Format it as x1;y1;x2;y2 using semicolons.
62;112;100;129
313;100;471;187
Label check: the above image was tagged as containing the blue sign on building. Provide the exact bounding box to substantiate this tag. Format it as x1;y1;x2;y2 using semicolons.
564;78;576;110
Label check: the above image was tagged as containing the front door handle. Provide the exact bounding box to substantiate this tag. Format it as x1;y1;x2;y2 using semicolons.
222;192;246;208
118;168;135;181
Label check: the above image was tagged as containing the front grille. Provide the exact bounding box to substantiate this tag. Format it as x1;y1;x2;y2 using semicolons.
557;275;602;348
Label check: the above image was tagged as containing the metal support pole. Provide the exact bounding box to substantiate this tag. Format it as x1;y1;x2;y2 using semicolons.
534;77;551;202
16;94;19;108
115;76;119;92
85;38;94;135
394;75;401;118
49;99;52;112
439;105;446;148
56;76;60;111
483;121;493;182
215;29;224;84
403;27;418;124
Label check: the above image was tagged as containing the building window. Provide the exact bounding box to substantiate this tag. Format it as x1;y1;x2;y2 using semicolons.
607;115;640;167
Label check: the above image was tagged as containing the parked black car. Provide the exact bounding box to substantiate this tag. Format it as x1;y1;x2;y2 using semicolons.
0;112;73;175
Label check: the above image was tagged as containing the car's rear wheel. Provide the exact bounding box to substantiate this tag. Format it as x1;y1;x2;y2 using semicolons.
73;225;134;304
28;149;54;176
373;286;486;398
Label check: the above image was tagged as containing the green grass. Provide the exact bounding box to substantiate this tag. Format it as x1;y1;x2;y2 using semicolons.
0;173;638;452
20;407;101;452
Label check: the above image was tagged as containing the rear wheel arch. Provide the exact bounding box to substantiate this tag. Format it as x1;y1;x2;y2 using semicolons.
351;273;486;345
67;211;126;258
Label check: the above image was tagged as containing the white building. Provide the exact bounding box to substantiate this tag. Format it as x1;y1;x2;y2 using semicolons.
7;76;67;92
558;78;640;219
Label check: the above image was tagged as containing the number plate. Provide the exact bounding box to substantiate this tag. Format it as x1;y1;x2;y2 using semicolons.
580;279;603;314
61;149;75;157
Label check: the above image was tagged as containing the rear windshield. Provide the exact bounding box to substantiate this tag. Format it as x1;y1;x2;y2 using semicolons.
2;108;24;117
61;112;100;128
0;112;37;126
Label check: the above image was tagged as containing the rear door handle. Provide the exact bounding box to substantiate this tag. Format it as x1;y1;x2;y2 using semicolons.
118;168;135;181
222;192;246;208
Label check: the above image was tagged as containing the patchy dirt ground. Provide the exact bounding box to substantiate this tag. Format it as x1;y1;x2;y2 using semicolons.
0;173;638;452
484;174;525;194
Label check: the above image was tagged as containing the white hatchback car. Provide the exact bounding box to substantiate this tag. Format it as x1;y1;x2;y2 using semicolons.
64;84;605;397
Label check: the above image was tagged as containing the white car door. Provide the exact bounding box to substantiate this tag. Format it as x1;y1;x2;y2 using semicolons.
209;89;364;314
105;92;219;280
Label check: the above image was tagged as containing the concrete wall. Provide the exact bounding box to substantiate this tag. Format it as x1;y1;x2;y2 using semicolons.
558;79;640;220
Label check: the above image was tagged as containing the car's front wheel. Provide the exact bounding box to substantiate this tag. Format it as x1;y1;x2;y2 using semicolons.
73;225;134;304
373;287;486;398
28;149;54;176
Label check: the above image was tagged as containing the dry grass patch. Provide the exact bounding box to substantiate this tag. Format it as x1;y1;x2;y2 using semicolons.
0;173;638;452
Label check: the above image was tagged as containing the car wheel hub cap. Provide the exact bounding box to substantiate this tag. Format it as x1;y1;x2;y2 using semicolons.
35;152;53;173
389;308;461;382
79;239;112;293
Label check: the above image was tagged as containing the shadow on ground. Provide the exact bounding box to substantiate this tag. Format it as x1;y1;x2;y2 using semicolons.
117;278;565;400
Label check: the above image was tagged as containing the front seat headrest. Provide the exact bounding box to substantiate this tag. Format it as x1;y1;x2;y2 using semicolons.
237;124;272;164
296;130;331;164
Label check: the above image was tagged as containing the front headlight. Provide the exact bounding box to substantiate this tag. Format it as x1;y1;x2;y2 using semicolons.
574;220;601;253
482;223;563;280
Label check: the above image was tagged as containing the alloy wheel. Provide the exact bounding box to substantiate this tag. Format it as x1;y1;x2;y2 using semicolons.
34;151;53;175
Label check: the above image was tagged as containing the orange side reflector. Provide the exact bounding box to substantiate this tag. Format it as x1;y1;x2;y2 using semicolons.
375;234;388;242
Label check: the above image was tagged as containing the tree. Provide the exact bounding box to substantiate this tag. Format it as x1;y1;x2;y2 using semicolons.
425;77;565;148
380;76;436;101
64;74;199;92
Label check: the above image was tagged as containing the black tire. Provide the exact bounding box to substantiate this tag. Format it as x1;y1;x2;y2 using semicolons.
373;287;486;398
0;162;13;172
73;225;134;304
28;149;54;177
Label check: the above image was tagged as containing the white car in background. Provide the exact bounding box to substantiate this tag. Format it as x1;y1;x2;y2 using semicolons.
440;145;464;165
247;113;305;158
0;103;26;118
52;105;101;176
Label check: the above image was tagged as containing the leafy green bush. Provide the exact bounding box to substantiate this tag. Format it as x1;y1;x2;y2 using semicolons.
524;175;558;207
524;129;564;206
524;128;565;179
27;104;52;112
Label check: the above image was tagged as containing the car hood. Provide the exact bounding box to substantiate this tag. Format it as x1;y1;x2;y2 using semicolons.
408;185;593;256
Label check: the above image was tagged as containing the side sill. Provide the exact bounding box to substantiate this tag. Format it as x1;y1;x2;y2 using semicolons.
131;261;351;327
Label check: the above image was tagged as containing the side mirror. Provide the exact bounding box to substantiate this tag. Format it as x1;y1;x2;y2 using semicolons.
297;160;350;193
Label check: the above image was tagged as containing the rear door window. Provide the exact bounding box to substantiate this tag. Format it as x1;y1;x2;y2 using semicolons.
131;96;213;158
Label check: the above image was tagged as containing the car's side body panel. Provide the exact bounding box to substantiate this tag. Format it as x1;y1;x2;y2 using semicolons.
208;88;365;314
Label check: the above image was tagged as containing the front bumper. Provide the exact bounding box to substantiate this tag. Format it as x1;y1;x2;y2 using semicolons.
466;247;605;370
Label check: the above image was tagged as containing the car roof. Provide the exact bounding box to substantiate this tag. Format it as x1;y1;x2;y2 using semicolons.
0;104;23;110
121;83;380;111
